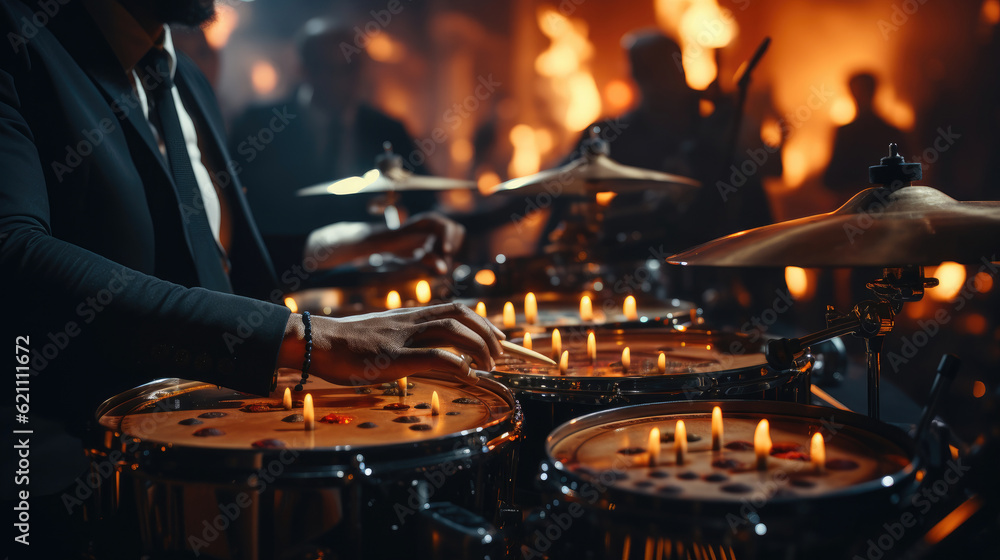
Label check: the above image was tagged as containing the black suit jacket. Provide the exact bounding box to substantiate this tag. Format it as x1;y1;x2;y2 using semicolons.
0;0;290;428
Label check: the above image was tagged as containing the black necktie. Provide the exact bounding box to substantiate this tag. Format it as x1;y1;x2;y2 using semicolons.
140;47;232;293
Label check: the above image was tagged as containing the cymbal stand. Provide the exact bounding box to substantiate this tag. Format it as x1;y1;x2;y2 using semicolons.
765;266;938;420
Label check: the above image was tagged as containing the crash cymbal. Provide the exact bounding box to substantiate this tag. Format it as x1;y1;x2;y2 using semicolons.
668;186;1000;267
489;152;700;197
297;167;476;196
297;142;475;196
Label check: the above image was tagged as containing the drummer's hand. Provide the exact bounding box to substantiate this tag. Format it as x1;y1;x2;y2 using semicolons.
304;212;465;274
276;303;505;385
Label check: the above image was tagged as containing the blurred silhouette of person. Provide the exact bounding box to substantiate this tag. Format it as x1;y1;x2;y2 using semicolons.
229;17;434;272
824;72;906;199
553;31;781;324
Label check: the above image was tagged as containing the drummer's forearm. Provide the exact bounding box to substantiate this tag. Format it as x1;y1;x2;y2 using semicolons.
303;221;377;268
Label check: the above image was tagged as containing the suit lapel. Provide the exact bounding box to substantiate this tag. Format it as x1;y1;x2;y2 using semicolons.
49;2;173;184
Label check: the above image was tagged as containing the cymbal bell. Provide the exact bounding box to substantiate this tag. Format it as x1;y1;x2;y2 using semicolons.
668;186;1000;267
488;152;700;197
297;167;476;196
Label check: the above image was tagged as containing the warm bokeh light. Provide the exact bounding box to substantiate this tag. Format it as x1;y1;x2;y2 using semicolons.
450;138;473;164
603;79;634;111
509;124;541;177
283;297;298;314
250;60;278;96
699;99;716;117
595;191;617;205
760;117;783;148
983;0;1000;24
973;380;987;398
204;4;238;49
386;290;402;310
366;32;405;63
474;269;496;286
785;266;814;301
477;170;501;195
535;6;601;131
926;262;966;301
415;280;432;304
829;96;857;125
974;271;994;293
656;0;737;90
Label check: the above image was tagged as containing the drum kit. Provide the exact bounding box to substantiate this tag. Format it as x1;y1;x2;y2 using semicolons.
88;141;1000;559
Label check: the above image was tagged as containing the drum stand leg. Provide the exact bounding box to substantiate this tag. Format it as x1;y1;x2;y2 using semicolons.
865;336;884;420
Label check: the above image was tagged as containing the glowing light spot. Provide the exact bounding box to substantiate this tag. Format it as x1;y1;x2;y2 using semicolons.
366;32;404;63
250;61;278;96
604;79;634;111
881;475;894;487
204;4;238;49
595;191;617;205
782;144;809;188
474;269;496;286
509;124;541;177
974;271;993;293
830;96;857;125
415;280;432;304
973;381;987;398
283;297;298;313
477;170;501;195
386;291;402;310
963;314;987;335
983;0;1000;24
451;139;473;164
760;117;782;148
699;99;716;117
926;262;966;302
785;266;810;300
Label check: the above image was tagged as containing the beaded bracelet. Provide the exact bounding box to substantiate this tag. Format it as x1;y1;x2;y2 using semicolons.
294;311;312;391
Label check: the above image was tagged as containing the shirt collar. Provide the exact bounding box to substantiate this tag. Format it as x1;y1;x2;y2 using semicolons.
82;0;177;79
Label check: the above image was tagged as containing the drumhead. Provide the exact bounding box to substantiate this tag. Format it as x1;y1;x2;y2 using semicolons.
492;328;809;398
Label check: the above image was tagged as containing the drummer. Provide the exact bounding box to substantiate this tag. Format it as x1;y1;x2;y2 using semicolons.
0;0;502;553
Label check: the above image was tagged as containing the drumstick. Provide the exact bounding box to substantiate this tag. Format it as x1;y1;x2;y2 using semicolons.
501;340;557;366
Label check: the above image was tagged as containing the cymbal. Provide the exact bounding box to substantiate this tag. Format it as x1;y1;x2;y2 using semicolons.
297;167;475;196
668;186;1000;267
488;153;700;197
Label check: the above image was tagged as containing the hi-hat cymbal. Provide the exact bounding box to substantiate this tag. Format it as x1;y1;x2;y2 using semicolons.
297;167;475;196
668;186;1000;267
488;153;700;197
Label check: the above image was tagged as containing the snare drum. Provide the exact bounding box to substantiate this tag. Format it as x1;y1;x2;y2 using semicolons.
532;400;918;559
94;372;521;559
491;326;811;502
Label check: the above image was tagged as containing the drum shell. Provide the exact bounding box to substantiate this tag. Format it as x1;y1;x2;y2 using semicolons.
93;376;521;560
530;400;919;560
